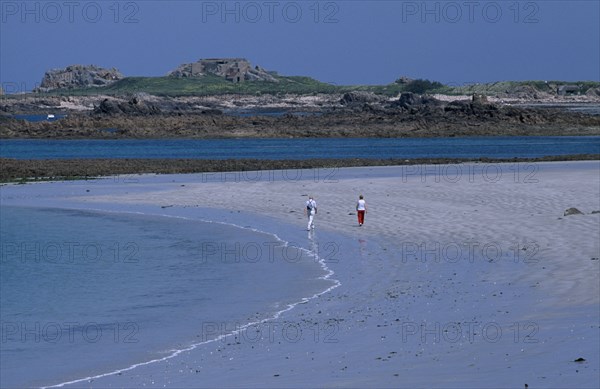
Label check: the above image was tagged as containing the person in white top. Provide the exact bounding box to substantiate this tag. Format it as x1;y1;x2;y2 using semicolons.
356;195;367;226
305;196;317;231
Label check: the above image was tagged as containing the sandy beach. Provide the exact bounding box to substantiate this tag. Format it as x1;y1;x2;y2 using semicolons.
1;161;599;388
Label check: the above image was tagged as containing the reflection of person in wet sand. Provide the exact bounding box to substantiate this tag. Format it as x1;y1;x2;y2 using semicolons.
356;195;367;226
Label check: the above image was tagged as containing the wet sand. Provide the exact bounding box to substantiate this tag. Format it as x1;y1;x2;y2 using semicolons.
1;161;598;388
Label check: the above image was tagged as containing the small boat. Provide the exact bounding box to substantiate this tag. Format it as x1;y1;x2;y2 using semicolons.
47;114;55;120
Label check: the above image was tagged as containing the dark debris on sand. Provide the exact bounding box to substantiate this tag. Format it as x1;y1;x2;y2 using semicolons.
1;155;598;183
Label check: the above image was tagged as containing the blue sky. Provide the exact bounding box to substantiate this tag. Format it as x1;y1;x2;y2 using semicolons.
1;0;599;91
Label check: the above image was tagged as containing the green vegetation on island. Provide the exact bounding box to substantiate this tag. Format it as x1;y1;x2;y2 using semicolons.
25;76;599;99
7;59;599;98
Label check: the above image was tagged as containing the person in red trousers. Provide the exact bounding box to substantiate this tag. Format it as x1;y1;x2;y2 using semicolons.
356;195;367;226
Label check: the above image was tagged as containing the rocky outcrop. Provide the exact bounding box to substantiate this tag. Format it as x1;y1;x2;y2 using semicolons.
390;92;444;109
472;93;488;104
564;207;584;216
3;91;600;139
36;65;123;92
168;58;278;83
340;91;384;105
94;95;161;116
586;87;600;97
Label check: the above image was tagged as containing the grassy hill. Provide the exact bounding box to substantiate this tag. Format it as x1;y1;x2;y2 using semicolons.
28;74;600;98
45;74;349;96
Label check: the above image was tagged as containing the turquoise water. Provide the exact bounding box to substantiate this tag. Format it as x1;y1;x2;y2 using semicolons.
1;136;599;160
0;206;327;387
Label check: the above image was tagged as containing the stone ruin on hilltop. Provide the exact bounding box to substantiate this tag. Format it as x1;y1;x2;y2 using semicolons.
168;58;279;83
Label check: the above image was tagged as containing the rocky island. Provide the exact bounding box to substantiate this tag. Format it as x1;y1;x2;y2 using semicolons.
34;64;124;92
1;60;598;181
1;59;599;139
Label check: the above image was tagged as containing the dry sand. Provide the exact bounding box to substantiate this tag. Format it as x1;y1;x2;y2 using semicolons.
1;161;598;388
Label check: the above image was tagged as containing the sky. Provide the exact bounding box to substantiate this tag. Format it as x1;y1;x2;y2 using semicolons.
1;0;599;92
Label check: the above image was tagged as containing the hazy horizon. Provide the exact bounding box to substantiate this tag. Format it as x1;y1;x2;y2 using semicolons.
1;1;599;92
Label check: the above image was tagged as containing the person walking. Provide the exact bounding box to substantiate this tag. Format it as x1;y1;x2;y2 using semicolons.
356;195;367;226
305;196;317;231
